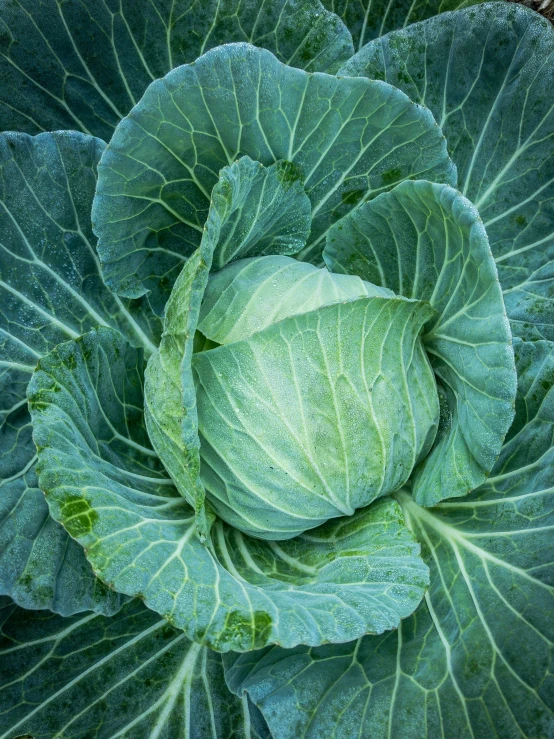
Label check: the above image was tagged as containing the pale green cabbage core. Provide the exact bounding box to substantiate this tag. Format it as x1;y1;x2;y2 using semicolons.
197;255;394;345
192;256;439;540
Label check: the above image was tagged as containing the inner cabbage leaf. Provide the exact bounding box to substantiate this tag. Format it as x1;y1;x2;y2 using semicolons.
198;255;393;345
194;257;439;539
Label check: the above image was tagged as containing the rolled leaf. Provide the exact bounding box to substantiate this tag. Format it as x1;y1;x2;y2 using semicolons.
143;157;311;536
198;254;393;345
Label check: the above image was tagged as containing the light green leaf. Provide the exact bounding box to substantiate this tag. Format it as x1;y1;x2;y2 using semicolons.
144;157;310;535
0;0;353;139
194;294;439;539
0;131;157;615
224;338;554;739
325;180;517;506
92;42;456;306
320;0;489;49
144;249;213;537
340;3;554;342
0;598;266;739
198;255;393;345
29;327;429;651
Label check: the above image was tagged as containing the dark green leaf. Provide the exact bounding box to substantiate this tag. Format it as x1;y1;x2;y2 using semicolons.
0;0;353;139
0;466;126;618
321;0;491;49
0;598;263;739
0;131;157;615
340;3;554;342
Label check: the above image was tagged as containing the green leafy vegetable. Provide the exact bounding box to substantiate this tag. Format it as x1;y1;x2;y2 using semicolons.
195;286;438;539
92;42;455;308
1;1;553;737
340;2;554;342
29;326;430;651
224;337;554;738
325;179;517;505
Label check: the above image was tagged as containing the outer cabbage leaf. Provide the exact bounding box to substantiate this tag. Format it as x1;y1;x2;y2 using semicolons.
320;0;489;48
325;180;517;506
92;42;456;308
0;131;157;615
224;338;554;739
340;3;554;342
143;157;311;536
194;295;438;539
0;597;269;739
0;467;126;618
29;327;429;652
0;0;353;139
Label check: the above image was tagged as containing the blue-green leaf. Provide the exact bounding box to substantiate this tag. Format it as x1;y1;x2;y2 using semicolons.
92;42;456;307
0;598;266;739
340;3;554;342
0;467;126;618
143;157;311;535
224;338;554;739
0;0;353;139
210;159;311;271
0;131;157;615
325;180;517;506
29;327;429;651
320;0;490;49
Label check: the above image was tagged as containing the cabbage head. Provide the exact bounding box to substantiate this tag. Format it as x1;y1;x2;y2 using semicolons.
1;2;553;738
194;255;440;539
